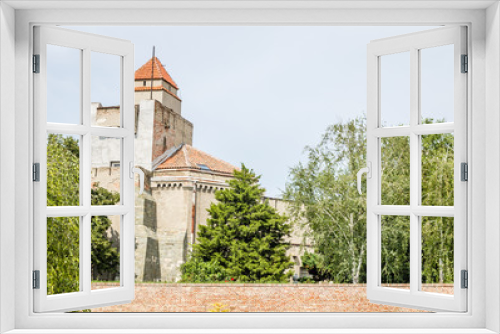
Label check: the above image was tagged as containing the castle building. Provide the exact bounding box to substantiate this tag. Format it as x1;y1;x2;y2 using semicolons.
91;57;306;282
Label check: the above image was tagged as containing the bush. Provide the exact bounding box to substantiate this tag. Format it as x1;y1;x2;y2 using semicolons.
181;259;230;283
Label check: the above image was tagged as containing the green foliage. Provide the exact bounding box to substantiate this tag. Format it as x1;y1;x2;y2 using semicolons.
47;134;80;206
285;117;454;284
180;259;229;283
284;117;367;283
381;216;410;284
46;134;120;295
47;216;80;295
182;165;293;283
301;252;328;281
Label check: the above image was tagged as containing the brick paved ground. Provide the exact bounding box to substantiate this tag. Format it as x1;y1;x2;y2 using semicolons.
90;283;453;313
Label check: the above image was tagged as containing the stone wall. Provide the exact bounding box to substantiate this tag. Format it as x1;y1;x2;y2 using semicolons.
90;283;453;313
151;101;193;161
135;90;182;115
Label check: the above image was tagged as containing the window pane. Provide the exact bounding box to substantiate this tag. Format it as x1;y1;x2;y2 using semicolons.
91;136;121;204
421;45;454;124
381;137;410;205
380;52;410;127
47;217;80;295
421;133;454;206
91;52;121;128
381;215;410;289
91;215;121;289
421;216;454;295
47;133;80;206
47;45;81;124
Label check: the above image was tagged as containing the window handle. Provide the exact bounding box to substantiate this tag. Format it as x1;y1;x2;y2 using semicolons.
357;162;372;195
129;162;145;195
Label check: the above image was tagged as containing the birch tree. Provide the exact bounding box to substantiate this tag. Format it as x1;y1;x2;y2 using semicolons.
284;117;454;284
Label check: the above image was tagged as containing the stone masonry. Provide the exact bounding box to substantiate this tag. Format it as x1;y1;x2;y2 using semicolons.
91;283;453;313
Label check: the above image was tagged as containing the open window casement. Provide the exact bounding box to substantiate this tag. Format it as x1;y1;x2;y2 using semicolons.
363;26;467;312
33;26;136;312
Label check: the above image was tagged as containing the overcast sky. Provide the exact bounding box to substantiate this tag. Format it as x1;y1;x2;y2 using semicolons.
54;25;452;197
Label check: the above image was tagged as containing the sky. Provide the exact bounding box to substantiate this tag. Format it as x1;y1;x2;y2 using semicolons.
52;25;453;197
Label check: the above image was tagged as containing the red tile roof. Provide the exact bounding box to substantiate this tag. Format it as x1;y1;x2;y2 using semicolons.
156;144;238;175
135;85;181;101
135;57;178;89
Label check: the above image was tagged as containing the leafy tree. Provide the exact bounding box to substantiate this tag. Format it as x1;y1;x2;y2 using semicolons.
379;136;411;284
284;117;454;284
46;134;120;295
91;187;120;281
421;129;454;284
284;117;367;283
182;165;293;283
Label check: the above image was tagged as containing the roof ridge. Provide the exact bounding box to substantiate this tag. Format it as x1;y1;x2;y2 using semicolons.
183;144;191;167
151;144;183;171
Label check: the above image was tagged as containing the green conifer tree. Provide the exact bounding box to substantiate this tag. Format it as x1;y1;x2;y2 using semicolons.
182;165;293;283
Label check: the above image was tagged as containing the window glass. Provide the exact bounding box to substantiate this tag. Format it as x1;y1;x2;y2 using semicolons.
421;216;454;295
380;52;410;127
46;45;81;124
421;133;454;206
91;215;121;290
421;45;454;124
381;215;410;289
47;134;81;206
381;137;410;205
91;52;121;127
47;217;80;295
91;136;121;204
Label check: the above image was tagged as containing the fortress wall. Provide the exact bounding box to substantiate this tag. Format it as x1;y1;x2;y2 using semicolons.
91;283;453;313
193;185;224;243
134;170;161;282
134;90;182;115
91;136;121;168
267;198;310;275
152;183;193;281
151;101;193;161
94;106;121;127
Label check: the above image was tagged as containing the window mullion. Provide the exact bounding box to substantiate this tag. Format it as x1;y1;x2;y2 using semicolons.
81;48;91;295
409;47;420;295
82;48;91;208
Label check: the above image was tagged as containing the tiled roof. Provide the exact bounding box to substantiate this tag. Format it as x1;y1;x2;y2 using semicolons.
135;85;181;101
135;57;179;89
156;144;238;175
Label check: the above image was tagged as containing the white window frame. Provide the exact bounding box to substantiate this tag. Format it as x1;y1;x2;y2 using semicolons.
366;26;468;312
0;1;499;333
32;25;136;313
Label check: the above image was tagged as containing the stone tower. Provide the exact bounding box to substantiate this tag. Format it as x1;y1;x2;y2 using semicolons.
133;57;193;171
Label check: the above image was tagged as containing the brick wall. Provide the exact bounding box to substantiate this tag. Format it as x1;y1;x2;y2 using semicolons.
90;283;453;313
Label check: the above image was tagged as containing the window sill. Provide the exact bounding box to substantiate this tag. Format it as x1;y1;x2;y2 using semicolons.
4;329;497;334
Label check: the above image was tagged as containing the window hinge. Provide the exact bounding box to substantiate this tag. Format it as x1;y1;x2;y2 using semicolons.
32;270;40;289
33;54;40;73
33;163;40;182
461;162;468;182
461;270;468;289
461;54;468;73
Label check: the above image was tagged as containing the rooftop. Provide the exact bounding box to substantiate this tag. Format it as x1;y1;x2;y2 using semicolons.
156;144;238;175
135;56;179;89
